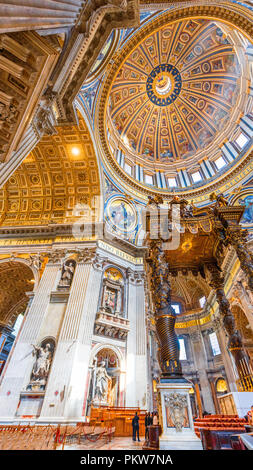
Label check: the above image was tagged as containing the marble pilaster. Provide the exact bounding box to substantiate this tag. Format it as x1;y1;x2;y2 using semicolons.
40;258;103;420
0;263;59;417
125;270;147;408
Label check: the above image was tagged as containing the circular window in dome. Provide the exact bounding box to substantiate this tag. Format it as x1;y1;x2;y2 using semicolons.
146;64;182;106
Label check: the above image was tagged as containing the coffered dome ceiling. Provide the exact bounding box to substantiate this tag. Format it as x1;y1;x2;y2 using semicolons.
100;16;252;195
109;19;240;162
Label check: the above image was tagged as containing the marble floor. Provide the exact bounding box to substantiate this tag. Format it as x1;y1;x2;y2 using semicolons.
62;437;144;451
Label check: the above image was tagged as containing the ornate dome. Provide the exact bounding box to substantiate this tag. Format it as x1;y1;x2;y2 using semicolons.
109;19;240;162
100;16;251;195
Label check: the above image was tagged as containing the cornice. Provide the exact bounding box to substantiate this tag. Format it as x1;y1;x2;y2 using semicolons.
54;0;140;123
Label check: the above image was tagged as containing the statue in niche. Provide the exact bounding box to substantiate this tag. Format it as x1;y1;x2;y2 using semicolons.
28;342;54;389
94;361;111;402
104;288;117;313
58;259;75;288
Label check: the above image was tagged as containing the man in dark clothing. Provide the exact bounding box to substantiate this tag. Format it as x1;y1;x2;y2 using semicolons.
145;412;150;440
132;412;140;441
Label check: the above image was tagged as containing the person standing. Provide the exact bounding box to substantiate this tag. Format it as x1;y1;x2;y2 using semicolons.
145;412;150;440
247;405;253;425
132;412;140;442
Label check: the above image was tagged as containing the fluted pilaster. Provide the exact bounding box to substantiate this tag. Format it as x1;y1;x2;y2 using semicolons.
0;1;84;33
0;262;59;417
40;254;103;418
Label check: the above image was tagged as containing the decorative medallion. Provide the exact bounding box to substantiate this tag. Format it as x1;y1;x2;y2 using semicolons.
105;197;137;233
146;64;182;106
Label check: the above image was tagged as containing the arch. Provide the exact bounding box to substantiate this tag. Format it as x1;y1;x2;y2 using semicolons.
170;273;210;312
215;376;228;394
103;265;125;281
0;257;40;288
231;304;253;341
0;259;35;328
89;343;125;370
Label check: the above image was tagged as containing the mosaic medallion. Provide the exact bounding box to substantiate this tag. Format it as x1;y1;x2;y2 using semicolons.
105;197;137;232
146;64;182;106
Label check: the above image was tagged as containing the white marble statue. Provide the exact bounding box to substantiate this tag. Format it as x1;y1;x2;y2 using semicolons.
30;343;52;383
94;361;111;402
58;261;75;287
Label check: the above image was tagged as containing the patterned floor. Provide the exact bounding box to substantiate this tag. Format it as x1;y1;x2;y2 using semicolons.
62;437;144;451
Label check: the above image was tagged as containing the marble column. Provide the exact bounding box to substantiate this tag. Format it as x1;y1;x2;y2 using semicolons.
0;261;59;417
216;213;253;292
233;278;253;332
194;382;203;418
213;318;238;392
207;263;252;387
189;329;215;414
208;377;220;414
40;251;103;420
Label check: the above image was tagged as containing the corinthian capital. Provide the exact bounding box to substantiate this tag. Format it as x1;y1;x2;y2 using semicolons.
126;267;144;285
76;248;96;264
47;249;67;264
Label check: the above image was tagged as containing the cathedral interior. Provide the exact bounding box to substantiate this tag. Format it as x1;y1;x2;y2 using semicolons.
0;0;253;451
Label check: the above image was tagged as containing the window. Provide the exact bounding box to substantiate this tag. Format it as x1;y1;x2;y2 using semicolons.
12;314;24;337
192;171;202;183
209;332;221;356
179;338;187;360
145;174;153;185
172;303;181;314
214;156;226;170
124;163;132;175
199;296;206;308
235;133;249;149
167;177;177;188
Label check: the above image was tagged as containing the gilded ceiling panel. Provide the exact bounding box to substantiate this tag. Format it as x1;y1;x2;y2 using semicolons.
0;114;100;226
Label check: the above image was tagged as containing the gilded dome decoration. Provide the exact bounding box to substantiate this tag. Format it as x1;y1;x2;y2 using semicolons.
98;15;252;197
108;19;241;163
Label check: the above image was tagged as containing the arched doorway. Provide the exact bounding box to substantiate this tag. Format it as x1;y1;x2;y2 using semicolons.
0;260;35;375
87;346;122;414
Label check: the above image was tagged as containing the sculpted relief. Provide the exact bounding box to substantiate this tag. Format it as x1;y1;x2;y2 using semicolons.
164;393;189;432
58;259;76;288
27;340;55;391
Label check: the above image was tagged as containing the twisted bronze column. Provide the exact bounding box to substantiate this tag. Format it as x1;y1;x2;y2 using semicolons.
216;210;253;291
207;263;252;387
147;238;182;379
226;228;253;292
